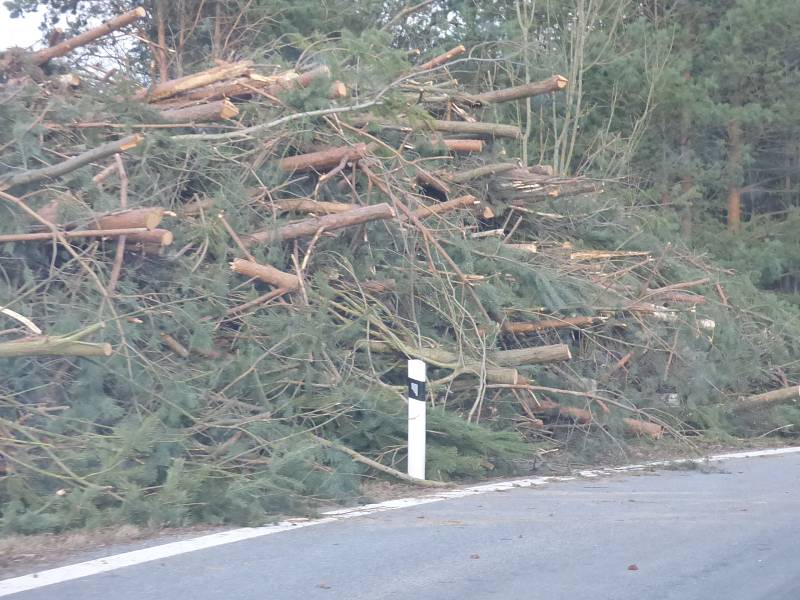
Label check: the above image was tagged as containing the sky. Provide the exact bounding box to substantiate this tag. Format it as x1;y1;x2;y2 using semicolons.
1;5;47;50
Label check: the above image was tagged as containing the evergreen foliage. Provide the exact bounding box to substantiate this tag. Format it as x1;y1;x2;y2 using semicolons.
1;0;799;534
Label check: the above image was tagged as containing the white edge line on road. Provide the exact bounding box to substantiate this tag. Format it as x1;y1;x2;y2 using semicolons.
2;445;799;597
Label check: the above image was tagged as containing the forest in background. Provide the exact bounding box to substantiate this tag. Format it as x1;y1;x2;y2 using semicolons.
0;0;798;533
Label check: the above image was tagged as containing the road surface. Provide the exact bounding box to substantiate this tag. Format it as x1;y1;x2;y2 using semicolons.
5;451;800;599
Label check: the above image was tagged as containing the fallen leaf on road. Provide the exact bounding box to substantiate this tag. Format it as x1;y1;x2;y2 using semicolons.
627;564;639;571
470;554;480;559
317;583;331;589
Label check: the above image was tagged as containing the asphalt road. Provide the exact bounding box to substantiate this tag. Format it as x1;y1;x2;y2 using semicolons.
7;452;800;600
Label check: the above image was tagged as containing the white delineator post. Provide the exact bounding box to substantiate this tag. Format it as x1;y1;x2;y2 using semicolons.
407;359;427;480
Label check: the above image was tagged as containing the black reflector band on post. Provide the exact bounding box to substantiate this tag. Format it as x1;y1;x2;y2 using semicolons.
408;378;426;402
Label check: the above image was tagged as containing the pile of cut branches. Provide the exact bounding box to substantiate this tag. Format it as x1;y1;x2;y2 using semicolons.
1;11;798;532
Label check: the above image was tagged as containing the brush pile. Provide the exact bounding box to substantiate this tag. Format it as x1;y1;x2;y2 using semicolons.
1;10;798;532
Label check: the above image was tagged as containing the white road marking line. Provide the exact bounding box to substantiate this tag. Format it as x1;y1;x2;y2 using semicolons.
2;445;799;597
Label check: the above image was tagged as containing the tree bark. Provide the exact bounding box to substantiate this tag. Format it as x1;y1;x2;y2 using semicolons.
136;61;253;102
29;7;146;65
230;258;300;290
0;134;144;191
245;202;395;245
158;99;239;123
736;386;800;411
470;75;568;104
278;144;367;173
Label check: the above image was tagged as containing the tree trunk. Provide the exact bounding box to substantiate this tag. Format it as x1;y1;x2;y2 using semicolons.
470;75;568;104
29;7;146;65
158;99;239;123
727;119;743;232
680;90;694;238
245;202;395;245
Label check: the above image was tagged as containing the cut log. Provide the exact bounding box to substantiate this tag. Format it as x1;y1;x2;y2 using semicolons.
507;243;539;254
363;340;570;368
415;45;465;71
409;195;478;220
488;345;572;366
329;81;348;98
279;143;367;173
89;207;164;230
415;169;451;196
531;399;593;424
273;199;355;215
471;75;568;104
135;61;253;102
264;65;331;96
230;258;300;290
425;120;521;139
446;163;518;183
0;227;151;243
160;333;190;358
158;99;239;123
736;386;800;412
245;202;395;245
29;7;146;65
502;316;606;334
125;228;173;247
0;323;111;358
0;134;143;191
161;66;333;104
442;139;484;153
361;279;397;294
622;418;664;439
